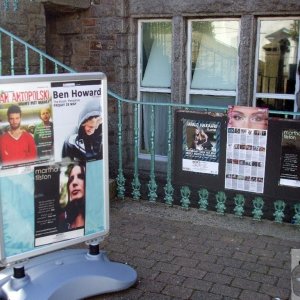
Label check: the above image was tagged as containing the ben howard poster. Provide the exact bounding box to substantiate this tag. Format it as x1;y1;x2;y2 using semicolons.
279;129;300;187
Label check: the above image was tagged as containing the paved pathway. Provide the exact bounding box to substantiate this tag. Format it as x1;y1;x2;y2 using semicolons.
87;199;300;300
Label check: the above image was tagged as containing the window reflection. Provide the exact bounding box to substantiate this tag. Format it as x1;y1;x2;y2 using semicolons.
257;20;299;95
191;20;239;91
141;22;172;88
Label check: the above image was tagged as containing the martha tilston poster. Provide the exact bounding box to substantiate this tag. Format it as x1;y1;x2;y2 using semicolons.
225;105;268;193
182;119;221;175
0;79;105;257
279;129;300;188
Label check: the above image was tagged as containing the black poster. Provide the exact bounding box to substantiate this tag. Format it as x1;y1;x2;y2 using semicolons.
34;165;60;244
279;129;300;187
34;163;86;246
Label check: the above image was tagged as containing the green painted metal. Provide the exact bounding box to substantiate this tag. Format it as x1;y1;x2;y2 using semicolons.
164;106;174;206
215;191;226;214
148;105;158;202
0;26;75;75
4;0;9;10
39;54;44;74
25;45;29;75
233;194;245;217
293;203;300;226
10;37;14;75
180;186;190;209
252;197;264;221
13;0;19;11
131;103;141;200
3;25;300;224
116;99;126;199
198;188;209;211
3;0;17;11
273;200;286;223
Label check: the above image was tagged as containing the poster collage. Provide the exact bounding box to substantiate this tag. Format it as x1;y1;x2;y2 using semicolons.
182;106;269;193
0;78;105;258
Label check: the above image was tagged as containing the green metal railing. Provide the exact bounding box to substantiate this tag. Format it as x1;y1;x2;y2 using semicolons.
1;25;300;225
2;0;19;11
0;27;75;76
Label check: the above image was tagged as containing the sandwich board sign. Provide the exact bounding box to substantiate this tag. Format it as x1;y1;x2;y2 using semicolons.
0;73;136;299
0;72;109;263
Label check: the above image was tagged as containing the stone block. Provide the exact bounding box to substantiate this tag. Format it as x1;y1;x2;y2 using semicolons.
56;20;81;34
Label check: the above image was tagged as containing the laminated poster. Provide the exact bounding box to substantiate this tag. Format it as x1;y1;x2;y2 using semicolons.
225;105;268;193
182;118;221;175
279;129;300;187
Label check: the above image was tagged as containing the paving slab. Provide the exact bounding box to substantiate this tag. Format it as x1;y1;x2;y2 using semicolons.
85;198;300;299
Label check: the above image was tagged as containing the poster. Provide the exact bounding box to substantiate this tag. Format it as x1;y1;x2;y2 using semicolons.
279;129;300;187
51;80;102;162
225;106;268;193
0;81;53;169
34;163;87;246
0;74;107;262
182;119;221;175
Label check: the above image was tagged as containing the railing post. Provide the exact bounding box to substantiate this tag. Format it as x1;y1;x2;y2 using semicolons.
25;46;29;75
164;106;174;205
10;37;14;75
148;105;157;202
13;0;19;11
39;54;44;74
4;0;9;10
131;103;141;200
116;99;126;199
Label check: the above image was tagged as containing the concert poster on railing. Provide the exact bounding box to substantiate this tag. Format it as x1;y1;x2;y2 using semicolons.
0;74;107;262
225;105;268;193
182;118;221;175
279;129;300;187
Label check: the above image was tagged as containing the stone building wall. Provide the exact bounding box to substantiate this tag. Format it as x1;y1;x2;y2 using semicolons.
0;1;46;75
1;0;300;179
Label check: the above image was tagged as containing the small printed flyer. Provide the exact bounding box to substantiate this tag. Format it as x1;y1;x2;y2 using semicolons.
279;129;300;188
182;118;221;175
225;106;268;193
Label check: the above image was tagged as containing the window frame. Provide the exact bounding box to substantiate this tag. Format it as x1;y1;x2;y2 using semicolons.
186;18;241;105
137;19;172;161
253;17;300;112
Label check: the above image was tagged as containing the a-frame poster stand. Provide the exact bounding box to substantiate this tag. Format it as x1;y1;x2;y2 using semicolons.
0;73;136;299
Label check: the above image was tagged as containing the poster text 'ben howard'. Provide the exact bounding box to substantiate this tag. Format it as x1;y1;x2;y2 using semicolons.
0;90;50;103
53;88;101;99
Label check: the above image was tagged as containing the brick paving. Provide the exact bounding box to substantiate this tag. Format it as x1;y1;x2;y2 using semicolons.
87;199;300;300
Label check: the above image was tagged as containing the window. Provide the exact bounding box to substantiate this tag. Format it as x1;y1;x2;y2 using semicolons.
187;19;240;107
138;20;172;157
254;18;300;113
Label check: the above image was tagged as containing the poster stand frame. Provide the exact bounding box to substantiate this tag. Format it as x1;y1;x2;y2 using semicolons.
0;244;137;300
0;73;137;298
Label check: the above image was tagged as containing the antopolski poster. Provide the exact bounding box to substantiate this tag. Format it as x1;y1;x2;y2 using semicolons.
182;119;221;175
225;106;268;193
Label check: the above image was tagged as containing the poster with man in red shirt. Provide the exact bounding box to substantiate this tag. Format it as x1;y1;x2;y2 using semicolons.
0;81;53;169
0;104;37;166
